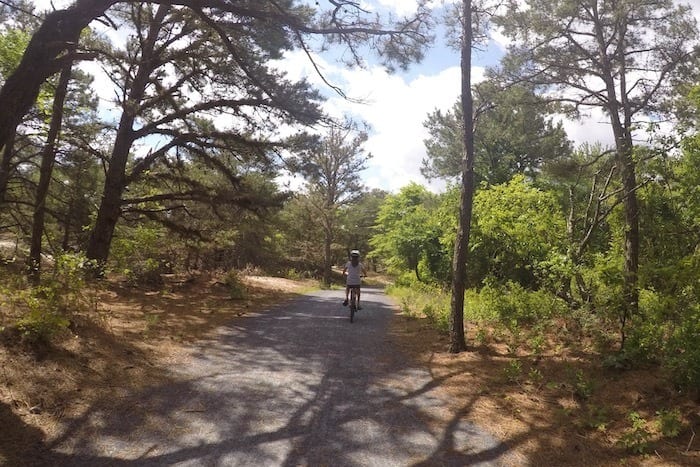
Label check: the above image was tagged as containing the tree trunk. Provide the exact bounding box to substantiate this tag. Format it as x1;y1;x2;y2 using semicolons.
449;0;474;354
615;133;639;349
85;131;132;268
0;0;114;154
598;15;640;349
85;5;168;271
323;226;332;287
0;132;16;203
414;264;422;283
28;58;74;284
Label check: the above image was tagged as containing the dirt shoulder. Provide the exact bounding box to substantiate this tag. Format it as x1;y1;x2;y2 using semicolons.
1;275;698;466
390;315;700;466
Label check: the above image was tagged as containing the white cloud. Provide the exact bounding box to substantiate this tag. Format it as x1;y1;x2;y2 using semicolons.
373;0;448;16
559;109;615;148
279;48;471;192
324;65;470;192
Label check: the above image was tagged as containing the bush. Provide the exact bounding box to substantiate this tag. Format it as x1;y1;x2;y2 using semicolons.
625;288;700;391
664;312;700;391
617;412;652;454
387;281;450;329
474;281;567;326
14;253;95;344
16;287;71;343
223;270;248;300
422;303;450;333
111;226;171;286
656;409;683;438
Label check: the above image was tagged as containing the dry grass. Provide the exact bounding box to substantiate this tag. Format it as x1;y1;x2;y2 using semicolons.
0;273;698;466
389;315;700;466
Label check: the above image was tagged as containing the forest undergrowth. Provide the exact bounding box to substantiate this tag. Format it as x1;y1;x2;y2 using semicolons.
388;282;700;466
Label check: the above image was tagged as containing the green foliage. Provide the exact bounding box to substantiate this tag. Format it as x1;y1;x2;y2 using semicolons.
663;311;700;391
474;327;489;346
527;331;546;356
15;288;71;344
572;370;594;401
473;281;568;326
527;367;544;388
617;412;652;454
0;29;31;78
421;303;450;333
503;359;523;384
619;285;700;390
223;270;248;300
627;143;700;390
422;83;572;185
283;268;303;280
14;253;95;343
581;405;610;432
471;176;567;289
370;183;449;283
387;280;450;327
111;225;170;286
143;313;160;335
655;409;683;438
601;352;634;371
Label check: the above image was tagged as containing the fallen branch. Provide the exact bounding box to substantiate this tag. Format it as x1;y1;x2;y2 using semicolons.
686;426;696;454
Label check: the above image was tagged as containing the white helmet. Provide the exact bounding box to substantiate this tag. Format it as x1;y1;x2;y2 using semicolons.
350;249;360;257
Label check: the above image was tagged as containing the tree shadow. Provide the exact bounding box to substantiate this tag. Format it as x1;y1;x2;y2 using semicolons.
36;287;524;466
0;401;47;466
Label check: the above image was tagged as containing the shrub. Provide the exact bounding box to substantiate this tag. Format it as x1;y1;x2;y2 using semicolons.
476;281;567;326
625;288;700;391
617;412;652;454
572;370;594;401
124;258;166;287
111;226;171;286
656;409;683;438
16;287;70;344
387;281;451;328
503;359;523;384
664;312;700;392
581;405;610;432
223;270;248;299
422;303;450;333
14;253;95;344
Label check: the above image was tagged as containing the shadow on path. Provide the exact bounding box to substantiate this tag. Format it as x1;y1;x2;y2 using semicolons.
34;287;524;466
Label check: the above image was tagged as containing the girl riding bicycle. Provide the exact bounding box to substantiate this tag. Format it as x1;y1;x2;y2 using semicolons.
342;250;366;309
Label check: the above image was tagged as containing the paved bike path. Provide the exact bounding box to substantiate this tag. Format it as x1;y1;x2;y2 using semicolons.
43;287;522;466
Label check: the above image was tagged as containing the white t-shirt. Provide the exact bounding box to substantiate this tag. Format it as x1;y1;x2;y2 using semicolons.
345;261;363;286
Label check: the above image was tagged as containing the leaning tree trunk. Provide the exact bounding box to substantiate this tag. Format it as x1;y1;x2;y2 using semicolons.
85;4;168;271
0;0;114;154
28;57;74;284
449;0;474;354
85;116;137;269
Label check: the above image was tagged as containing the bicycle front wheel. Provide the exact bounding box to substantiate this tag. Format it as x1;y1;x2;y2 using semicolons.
349;290;357;323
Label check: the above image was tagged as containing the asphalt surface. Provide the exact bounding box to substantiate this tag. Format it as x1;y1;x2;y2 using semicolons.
39;287;522;466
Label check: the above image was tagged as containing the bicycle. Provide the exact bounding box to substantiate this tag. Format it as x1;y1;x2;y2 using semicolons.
348;285;360;323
